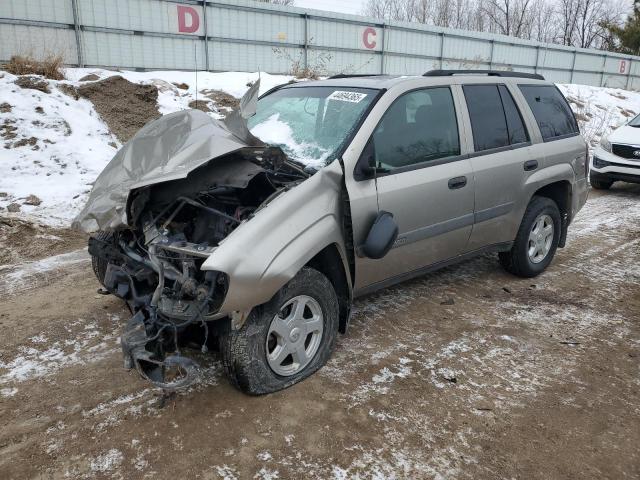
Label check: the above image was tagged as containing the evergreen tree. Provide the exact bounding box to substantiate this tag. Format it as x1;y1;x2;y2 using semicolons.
607;1;640;54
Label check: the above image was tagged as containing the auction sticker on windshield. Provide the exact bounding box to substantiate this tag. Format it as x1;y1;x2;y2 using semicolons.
328;91;368;103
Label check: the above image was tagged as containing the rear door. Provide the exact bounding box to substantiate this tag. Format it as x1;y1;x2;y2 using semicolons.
353;86;475;289
462;83;538;251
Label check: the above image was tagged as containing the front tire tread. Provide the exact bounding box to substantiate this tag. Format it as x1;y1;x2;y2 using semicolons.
219;267;339;395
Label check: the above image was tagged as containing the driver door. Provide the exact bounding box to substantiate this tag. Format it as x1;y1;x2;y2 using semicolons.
351;86;475;292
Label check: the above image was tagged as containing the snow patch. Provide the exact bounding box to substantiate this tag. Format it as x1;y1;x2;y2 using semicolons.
215;464;240;480
254;467;279;480
0;316;119;384
256;451;273;461
0;387;18;397
0;248;89;294
90;449;124;472
0;68;293;226
557;83;640;148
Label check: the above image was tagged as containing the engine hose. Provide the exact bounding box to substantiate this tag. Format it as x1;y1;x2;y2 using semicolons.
149;246;165;308
120;241;180;281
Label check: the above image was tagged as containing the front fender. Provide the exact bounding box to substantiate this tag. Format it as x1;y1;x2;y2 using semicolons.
201;160;348;314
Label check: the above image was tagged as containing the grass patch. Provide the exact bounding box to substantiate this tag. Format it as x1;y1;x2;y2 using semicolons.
3;55;65;80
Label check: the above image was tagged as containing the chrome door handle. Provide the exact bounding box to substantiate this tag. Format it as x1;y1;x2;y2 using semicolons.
448;176;467;189
524;160;539;171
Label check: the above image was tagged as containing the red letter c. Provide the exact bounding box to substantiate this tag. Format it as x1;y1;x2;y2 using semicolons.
363;27;377;50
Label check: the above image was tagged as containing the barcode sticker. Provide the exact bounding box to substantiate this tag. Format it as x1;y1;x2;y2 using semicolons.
328;91;368;103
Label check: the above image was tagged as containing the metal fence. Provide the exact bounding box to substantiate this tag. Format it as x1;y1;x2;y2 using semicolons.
2;0;640;89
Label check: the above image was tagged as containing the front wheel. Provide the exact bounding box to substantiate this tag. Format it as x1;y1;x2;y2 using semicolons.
90;230;116;286
219;267;339;395
590;176;613;190
499;196;561;278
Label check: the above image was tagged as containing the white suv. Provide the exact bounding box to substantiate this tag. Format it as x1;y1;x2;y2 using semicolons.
591;115;640;189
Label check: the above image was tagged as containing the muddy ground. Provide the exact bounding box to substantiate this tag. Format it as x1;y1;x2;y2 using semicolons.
0;185;639;479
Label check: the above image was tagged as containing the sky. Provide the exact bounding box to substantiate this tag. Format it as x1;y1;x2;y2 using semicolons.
292;0;635;18
293;0;367;16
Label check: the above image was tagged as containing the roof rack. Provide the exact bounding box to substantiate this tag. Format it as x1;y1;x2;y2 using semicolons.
327;74;384;79
423;69;545;80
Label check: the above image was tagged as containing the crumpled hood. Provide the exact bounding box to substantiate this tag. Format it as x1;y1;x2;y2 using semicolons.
72;80;263;233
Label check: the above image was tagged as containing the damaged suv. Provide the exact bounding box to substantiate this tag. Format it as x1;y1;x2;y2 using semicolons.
76;71;588;395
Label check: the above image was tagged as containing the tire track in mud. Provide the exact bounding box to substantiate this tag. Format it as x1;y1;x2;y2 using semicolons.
0;186;639;479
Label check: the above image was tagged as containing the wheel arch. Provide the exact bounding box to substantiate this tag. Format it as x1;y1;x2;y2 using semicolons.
531;180;571;247
305;243;352;334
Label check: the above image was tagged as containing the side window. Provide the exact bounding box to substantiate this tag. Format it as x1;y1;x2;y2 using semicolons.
463;85;509;151
498;85;529;145
518;85;579;141
373;87;460;169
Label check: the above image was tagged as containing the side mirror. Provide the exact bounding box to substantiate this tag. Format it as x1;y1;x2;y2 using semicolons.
361;156;390;178
362;211;399;259
357;141;389;180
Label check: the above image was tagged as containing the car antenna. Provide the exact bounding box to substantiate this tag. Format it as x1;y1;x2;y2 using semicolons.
373;158;380;214
194;42;198;105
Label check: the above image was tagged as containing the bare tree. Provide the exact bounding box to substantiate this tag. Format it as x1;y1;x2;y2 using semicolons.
575;0;627;48
361;0;629;51
557;0;581;45
482;0;536;37
530;0;558;42
362;0;413;20
555;0;627;47
256;0;295;5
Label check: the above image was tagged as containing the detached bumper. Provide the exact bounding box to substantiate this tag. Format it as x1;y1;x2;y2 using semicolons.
121;310;201;391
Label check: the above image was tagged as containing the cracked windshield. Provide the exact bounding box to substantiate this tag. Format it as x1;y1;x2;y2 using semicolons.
248;86;377;168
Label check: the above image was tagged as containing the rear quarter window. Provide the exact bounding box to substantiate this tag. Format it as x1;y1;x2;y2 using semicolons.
463;84;530;152
518;85;579;141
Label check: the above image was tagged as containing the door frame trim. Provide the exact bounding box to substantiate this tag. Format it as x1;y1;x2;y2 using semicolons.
392;213;474;249
474;201;515;224
354;241;514;297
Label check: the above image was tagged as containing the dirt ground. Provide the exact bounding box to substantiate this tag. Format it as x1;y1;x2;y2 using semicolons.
76;76;161;143
0;185;639;479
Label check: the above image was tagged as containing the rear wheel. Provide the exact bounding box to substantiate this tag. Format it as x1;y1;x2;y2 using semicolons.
219;267;339;395
590;176;613;190
499;196;561;278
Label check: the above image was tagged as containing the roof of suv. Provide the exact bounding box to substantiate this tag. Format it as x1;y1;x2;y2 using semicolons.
286;71;549;90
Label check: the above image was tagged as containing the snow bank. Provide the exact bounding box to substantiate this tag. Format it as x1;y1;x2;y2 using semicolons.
0;67;638;227
0;68;292;226
557;83;640;147
0;71;118;225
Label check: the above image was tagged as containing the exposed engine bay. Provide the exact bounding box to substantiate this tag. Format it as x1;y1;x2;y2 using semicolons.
88;147;311;390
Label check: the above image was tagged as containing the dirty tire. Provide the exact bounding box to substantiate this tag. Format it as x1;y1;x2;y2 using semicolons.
590;176;613;190
499;196;561;278
90;230;114;286
219;267;339;395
